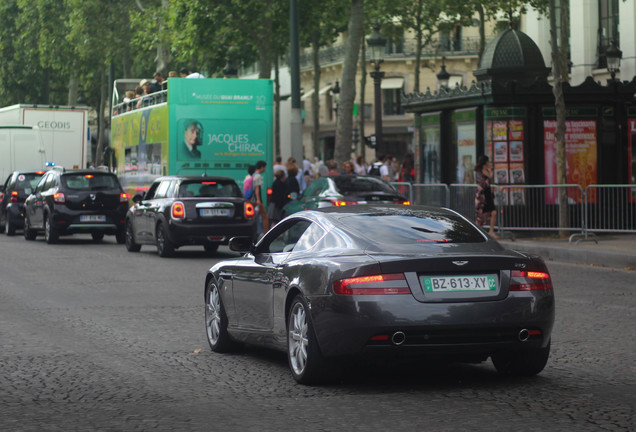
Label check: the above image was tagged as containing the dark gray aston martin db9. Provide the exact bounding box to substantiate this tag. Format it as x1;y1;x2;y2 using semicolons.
204;205;555;385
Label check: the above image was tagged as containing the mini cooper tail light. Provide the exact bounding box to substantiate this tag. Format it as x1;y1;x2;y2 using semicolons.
509;270;553;291
171;201;185;219
330;200;357;207
244;202;255;218
10;190;19;203
53;192;65;204
120;193;130;203
333;273;411;295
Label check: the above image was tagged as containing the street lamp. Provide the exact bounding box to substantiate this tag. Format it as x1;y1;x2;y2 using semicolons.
606;40;622;81
367;24;386;157
437;57;450;89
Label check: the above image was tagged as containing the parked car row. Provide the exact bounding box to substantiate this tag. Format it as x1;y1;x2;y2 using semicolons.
0;169;258;256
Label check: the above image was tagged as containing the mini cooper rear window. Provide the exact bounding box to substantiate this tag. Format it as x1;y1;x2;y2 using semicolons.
332;176;396;194
341;211;485;244
179;180;242;198
62;174;120;190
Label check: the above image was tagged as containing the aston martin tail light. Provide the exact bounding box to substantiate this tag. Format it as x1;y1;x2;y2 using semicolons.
171;201;185;219
395;200;411;205
333;273;411;295
509;270;553;291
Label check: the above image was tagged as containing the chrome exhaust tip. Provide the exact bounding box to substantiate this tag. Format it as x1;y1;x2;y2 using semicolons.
518;329;530;342
391;331;406;346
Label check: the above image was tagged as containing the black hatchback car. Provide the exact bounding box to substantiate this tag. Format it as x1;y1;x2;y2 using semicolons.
124;176;257;257
23;169;130;244
1;170;45;235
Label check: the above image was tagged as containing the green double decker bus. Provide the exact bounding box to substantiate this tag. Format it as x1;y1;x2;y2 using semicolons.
110;78;273;197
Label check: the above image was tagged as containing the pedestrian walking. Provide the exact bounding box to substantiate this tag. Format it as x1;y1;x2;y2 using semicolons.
474;155;498;238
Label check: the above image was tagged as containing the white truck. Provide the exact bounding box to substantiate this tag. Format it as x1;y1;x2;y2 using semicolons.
0;125;46;181
0;104;90;172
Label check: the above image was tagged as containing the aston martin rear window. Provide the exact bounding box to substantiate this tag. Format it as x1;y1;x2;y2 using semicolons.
342;211;485;244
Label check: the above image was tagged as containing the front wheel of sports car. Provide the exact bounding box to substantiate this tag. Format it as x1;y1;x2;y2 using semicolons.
205;281;234;352
492;340;551;376
287;295;340;385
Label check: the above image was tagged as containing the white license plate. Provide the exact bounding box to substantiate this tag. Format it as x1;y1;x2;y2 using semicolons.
80;215;106;222
422;275;497;293
200;208;231;217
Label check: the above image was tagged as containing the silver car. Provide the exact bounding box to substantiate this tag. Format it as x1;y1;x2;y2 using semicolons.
204;205;555;384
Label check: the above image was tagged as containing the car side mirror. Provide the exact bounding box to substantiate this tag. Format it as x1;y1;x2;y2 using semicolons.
228;236;254;253
132;194;143;203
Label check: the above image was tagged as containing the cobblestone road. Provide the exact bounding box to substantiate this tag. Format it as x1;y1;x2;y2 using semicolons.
0;234;634;431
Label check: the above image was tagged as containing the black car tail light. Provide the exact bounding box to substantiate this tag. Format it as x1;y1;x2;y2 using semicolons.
333;273;411;295
171;201;185;219
330;200;357;207
120;193;130;203
509;270;553;291
244;202;255;218
10;191;19;203
53;192;65;204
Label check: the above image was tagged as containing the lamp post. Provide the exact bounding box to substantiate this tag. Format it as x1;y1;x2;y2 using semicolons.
331;81;340;159
367;24;386;157
606;40;622;81
437;57;450;89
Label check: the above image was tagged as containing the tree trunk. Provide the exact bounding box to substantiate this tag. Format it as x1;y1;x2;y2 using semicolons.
67;78;79;107
549;0;569;238
359;38;366;162
413;0;423;93
311;34;321;159
335;0;364;165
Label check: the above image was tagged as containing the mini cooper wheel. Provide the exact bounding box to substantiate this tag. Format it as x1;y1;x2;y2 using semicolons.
5;215;15;236
23;216;36;240
205;281;233;352
115;228;126;244
287;295;339;385
44;215;59;244
492;340;551;376
125;220;141;252
156;223;174;257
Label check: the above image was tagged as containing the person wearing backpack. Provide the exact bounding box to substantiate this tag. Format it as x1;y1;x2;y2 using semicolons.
243;165;255;199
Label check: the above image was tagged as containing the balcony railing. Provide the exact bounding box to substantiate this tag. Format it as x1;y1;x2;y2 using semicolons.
299;37;489;69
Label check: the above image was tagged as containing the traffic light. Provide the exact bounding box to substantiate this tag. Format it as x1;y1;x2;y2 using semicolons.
365;135;376;148
352;128;360;151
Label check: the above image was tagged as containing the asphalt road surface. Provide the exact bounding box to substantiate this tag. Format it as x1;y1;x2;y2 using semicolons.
0;233;634;431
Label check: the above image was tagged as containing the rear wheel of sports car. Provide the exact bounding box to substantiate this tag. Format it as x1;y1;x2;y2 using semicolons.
287;295;339;385
23;216;36;240
125;220;141;252
492;340;551;376
5;216;15;236
205;281;233;352
91;232;104;242
44;215;59;244
156;223;174;257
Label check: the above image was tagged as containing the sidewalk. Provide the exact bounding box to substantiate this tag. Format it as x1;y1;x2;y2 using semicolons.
497;232;636;270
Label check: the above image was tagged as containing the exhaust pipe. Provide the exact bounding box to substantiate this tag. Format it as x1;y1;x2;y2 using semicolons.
391;331;406;346
518;329;529;342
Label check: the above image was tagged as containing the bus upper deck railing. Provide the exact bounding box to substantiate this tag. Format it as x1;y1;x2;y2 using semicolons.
112;90;167;116
394;182;636;242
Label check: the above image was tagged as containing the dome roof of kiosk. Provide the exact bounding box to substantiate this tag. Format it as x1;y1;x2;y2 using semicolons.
473;28;550;85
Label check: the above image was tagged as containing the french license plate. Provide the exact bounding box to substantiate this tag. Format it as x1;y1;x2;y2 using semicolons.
200;208;231;217
80;215;106;222
422;275;497;293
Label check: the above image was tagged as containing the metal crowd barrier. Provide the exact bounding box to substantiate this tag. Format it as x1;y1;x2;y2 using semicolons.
583;184;636;237
393;182;635;241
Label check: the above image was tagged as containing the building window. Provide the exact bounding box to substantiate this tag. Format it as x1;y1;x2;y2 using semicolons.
598;0;619;67
440;23;463;52
383;89;404;115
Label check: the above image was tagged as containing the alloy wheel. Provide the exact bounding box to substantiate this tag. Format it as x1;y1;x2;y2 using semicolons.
288;302;309;376
206;286;222;346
